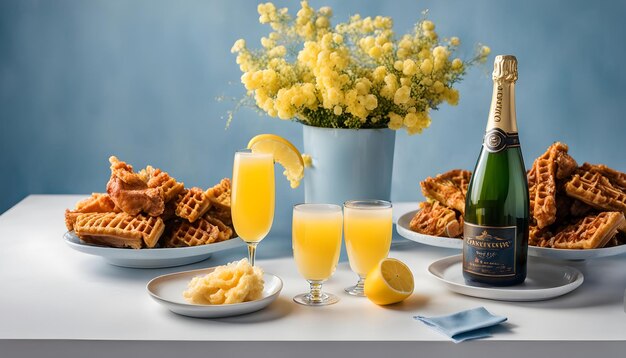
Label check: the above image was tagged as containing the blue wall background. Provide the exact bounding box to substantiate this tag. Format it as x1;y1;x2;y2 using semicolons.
1;0;625;237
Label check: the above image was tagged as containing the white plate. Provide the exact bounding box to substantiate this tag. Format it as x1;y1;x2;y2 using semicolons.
397;209;626;260
396;210;463;249
428;254;584;301
528;244;626;260
147;267;283;318
64;231;245;268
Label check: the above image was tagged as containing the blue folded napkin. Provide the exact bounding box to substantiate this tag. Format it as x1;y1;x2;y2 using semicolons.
414;307;507;343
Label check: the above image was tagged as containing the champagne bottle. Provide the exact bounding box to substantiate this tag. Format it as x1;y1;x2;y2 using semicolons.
463;55;529;286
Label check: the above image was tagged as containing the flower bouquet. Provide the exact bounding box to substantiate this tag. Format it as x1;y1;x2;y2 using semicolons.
231;1;489;134
230;1;489;204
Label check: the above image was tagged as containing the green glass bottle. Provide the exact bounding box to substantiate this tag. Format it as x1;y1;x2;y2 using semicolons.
463;55;529;286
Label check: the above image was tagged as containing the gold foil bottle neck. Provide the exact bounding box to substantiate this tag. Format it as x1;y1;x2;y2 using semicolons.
492;55;518;83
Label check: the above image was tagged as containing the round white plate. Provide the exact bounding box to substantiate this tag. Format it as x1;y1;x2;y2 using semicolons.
396;210;463;249
428;254;584;301
397;209;626;260
64;231;245;268
147;267;283;318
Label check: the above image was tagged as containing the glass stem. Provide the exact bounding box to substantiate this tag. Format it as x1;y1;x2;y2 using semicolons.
356;275;366;292
308;281;323;303
247;242;258;266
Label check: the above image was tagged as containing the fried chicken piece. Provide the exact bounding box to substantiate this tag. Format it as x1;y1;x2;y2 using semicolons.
106;156;164;217
409;201;463;238
555;150;578;180
139;165;185;203
109;156;146;187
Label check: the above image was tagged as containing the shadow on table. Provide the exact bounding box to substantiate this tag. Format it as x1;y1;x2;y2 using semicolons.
374;293;431;312
509;259;626;309
490;322;518;337
212;296;294;324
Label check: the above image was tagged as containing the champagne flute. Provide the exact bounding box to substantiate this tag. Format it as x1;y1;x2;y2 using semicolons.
343;200;393;296
231;149;275;266
292;203;343;306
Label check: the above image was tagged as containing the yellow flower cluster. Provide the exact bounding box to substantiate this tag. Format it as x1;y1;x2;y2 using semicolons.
231;1;489;134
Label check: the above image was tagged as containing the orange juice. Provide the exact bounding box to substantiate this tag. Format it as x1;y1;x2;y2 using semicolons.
292;205;342;281
344;206;392;276
231;152;275;243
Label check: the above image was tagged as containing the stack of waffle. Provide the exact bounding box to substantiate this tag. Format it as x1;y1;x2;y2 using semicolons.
528;143;625;249
409;142;626;249
65;156;236;249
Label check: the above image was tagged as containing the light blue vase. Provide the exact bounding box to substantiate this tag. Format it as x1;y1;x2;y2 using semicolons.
302;125;396;206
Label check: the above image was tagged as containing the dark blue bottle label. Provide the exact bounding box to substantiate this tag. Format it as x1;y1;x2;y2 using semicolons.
463;222;517;277
483;128;520;153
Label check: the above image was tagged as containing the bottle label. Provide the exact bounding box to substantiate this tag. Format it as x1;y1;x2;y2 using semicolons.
483;128;520;153
463;222;517;277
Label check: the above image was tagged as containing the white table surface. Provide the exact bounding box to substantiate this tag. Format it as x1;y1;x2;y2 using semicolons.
1;196;625;358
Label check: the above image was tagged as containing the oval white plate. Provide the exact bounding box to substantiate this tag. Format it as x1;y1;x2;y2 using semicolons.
396;210;463;249
64;231;245;268
147;267;283;318
397;208;626;260
428;254;584;301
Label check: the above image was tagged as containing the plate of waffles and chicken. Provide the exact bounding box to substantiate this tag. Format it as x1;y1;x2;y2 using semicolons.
64;156;244;268
396;142;626;260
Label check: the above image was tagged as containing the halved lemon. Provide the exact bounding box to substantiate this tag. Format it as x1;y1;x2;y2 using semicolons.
247;134;304;189
364;258;414;305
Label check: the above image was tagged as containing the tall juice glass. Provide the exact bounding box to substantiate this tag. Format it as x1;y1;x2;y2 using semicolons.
343;200;393;296
292;204;343;306
231;150;275;266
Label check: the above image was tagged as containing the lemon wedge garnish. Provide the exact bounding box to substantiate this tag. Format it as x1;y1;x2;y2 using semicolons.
364;258;414;305
247;134;304;188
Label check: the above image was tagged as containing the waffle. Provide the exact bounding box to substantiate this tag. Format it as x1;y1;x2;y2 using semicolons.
565;170;626;213
569;199;593;217
579;163;626;190
144;166;185;203
528;142;572;228
75;193;118;213
420;169;471;214
64;210;82;231
175;187;212;223
74;212;165;249
205;207;233;227
204;214;234;242
439;169;471;194
164;217;220;248
409;201;463;238
206;178;231;211
161;200;178;221
537;211;625;249
529;225;553;247
65;193;119;231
